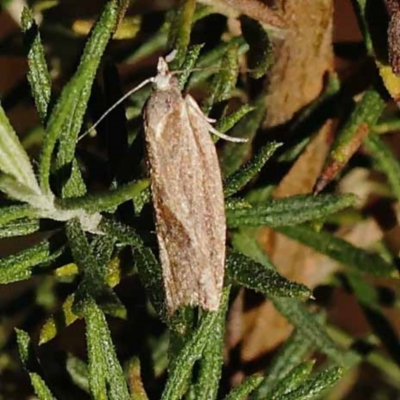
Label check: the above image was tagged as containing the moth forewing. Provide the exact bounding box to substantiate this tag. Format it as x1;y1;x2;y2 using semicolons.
143;58;226;316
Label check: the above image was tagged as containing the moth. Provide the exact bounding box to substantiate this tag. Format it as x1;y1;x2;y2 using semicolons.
143;58;245;315
86;57;245;315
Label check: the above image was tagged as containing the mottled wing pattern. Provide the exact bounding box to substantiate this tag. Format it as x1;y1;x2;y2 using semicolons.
143;81;225;315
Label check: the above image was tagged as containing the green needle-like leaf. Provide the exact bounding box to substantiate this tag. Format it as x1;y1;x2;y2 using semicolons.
161;311;219;400
167;0;196;69
277;366;343;400
84;300;130;400
100;218;166;319
251;330;313;399
227;249;311;300
21;7;51;122
215;104;254;134
0;106;41;195
66;354;89;393
203;44;239;113
232;231;349;366
39;0;126;194
365;133;400;200
66;219;123;317
189;288;230;400
178;44;204;89
224;376;264;400
265;361;315;400
0;204;37;225
58;179;149;214
241;15;274;79
0;238;64;284
227;194;355;228
16;329;56;400
272;298;351;366
224;142;282;197
277;225;397;277
0;219;40;238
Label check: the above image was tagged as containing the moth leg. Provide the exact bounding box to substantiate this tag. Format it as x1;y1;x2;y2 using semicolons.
185;95;248;143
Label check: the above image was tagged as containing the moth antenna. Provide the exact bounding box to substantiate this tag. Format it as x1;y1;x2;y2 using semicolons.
79;77;154;140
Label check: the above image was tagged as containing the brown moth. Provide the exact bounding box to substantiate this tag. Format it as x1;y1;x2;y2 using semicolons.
85;57;245;315
143;58;243;315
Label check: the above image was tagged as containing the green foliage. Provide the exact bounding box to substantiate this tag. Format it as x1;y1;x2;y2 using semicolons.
226;194;356;228
0;1;399;399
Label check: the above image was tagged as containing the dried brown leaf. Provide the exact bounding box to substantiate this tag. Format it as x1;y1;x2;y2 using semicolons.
198;0;285;29
264;0;334;127
240;123;333;361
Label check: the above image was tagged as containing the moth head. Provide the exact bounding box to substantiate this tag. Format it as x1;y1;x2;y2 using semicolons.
153;57;175;91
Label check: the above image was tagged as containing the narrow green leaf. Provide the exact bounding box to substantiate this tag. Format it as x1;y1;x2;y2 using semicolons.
241;15;274;79
29;373;56;400
227;249;311;300
350;0;374;56
16;329;56;400
215;104;254;134
331;90;384;162
58;179;150;214
231;228;348;365
60;158;87;198
345;270;380;310
0;174;43;205
0;204;37;225
40;241;126;346
39;0;125;194
40;294;78;344
188;36;248;88
66;219;123;317
100;218;166;319
328;325;400;383
345;271;400;367
21;7;51;121
277;225;397;277
167;0;196;69
278;366;343;400
220;96;265;176
203;44;239;113
365;134;400;200
0;219;39;238
266;360;315;400
66;354;89;393
374;117;400;134
224;376;264;400
224;142;282;197
84;300;130;400
227;194;356;229
0;238;64;284
251;330;312;400
272;298;350;365
315;89;384;192
0;106;40;195
190;288;230;400
161;311;219;400
16;328;31;367
178;44;204;89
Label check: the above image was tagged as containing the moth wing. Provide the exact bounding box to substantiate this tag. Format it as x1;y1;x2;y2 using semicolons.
144;91;225;314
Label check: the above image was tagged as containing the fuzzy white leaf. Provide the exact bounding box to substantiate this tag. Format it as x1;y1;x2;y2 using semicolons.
0;106;40;194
